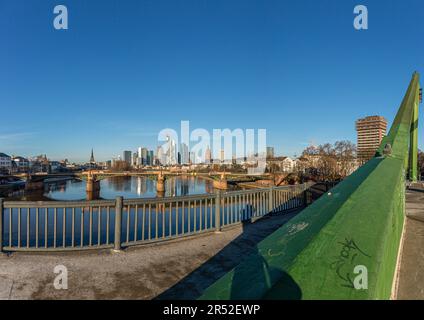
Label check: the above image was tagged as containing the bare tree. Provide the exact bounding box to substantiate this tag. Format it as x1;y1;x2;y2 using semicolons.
334;140;357;178
298;141;357;182
317;143;338;181
112;160;131;172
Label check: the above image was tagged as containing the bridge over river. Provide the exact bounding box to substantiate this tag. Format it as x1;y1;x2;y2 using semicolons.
0;72;423;300
5;170;278;196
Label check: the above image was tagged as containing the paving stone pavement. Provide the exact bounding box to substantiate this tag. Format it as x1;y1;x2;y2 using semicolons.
0;211;298;300
396;187;424;299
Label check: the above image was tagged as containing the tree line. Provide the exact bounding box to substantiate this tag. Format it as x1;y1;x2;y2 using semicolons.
297;140;357;182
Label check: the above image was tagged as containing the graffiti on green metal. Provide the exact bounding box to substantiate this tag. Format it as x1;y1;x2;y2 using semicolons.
330;238;371;289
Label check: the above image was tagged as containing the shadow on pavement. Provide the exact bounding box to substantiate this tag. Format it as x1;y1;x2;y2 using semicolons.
156;211;302;300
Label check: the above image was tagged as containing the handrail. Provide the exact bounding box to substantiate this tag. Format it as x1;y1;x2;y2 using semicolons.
0;183;316;253
3;199;116;208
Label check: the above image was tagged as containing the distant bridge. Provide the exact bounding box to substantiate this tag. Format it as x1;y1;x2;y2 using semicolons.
77;170;271;178
78;170;274;191
5;170;293;194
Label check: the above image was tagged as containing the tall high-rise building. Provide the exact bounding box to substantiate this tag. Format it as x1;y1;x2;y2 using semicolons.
137;147;143;165
356;115;388;164
148;150;154;166
205;146;212;164
165;136;177;165
189;151;196;164
123;151;132;165
180;143;189;164
136;147;148;165
132;152;138;167
266;147;275;159
156;146;165;165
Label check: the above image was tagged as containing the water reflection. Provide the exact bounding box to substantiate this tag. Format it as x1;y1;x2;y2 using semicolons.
35;176;217;201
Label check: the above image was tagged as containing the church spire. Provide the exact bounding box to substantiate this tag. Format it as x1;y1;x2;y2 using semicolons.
90;148;95;163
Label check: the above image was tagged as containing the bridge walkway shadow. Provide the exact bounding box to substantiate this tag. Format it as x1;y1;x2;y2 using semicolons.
155;209;302;300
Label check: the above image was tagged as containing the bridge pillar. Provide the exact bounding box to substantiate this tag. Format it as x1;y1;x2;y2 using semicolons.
156;173;166;193
25;175;44;191
86;173;100;194
213;173;228;190
86;188;100;200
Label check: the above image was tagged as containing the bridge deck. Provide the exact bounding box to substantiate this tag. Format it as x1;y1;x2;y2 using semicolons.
0;210;300;300
395;185;424;299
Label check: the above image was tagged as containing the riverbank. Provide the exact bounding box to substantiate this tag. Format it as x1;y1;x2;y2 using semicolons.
0;179;25;197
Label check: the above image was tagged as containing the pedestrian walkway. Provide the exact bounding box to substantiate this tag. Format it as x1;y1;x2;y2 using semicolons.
395;184;424;299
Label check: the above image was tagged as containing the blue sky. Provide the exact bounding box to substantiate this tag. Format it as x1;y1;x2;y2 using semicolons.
1;0;424;163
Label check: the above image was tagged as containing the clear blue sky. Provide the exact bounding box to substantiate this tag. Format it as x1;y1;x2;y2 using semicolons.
1;0;424;163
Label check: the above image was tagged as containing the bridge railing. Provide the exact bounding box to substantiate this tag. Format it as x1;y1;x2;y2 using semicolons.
0;183;314;252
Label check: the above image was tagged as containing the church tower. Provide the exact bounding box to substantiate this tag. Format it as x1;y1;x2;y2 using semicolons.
90;148;95;164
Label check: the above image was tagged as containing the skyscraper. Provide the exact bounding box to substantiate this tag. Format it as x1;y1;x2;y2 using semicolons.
190;151;196;164
205;145;212;164
136;147;149;165
148;150;154;166
123;151;132;165
356;115;388;164
266;147;275;159
180;143;189;164
132;152;138;167
165;136;177;165
156;146;164;165
137;147;143;165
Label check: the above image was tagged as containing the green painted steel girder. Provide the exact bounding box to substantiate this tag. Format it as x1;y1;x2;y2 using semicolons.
377;72;420;179
199;73;420;300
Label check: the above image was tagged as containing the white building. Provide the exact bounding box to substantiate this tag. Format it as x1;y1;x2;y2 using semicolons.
281;157;295;172
12;156;30;173
50;161;63;172
266;156;296;173
0;153;12;174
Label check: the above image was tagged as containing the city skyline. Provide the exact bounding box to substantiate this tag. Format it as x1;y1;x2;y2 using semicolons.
2;1;424;162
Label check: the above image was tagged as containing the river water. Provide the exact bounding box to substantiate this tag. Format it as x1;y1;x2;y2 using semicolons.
2;176;256;248
5;176;226;201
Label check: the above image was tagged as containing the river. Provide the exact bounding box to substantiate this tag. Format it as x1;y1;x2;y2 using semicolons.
4;176;230;201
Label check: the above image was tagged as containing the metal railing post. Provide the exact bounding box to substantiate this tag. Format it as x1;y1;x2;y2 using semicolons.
215;192;221;232
268;186;274;213
303;184;308;207
114;196;123;251
0;198;3;253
